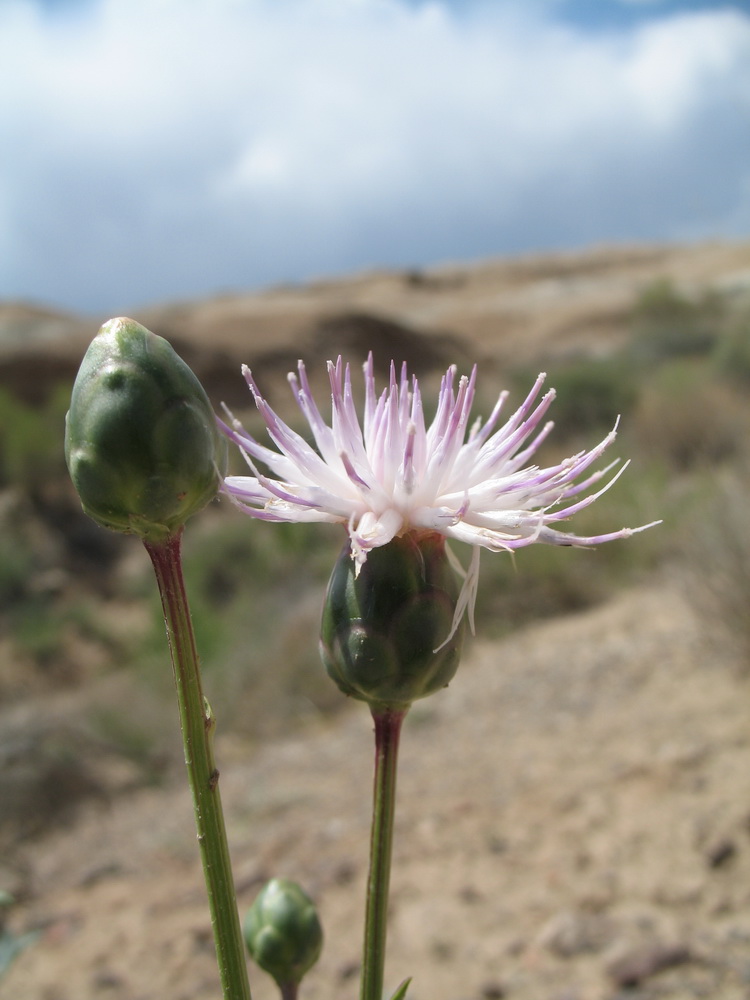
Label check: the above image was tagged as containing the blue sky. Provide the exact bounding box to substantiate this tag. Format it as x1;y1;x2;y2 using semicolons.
1;0;748;314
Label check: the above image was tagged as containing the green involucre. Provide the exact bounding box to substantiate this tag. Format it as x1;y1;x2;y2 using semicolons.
243;879;323;988
320;531;465;713
65;317;226;542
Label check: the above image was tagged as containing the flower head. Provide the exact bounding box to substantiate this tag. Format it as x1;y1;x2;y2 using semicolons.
220;355;657;633
66;317;226;542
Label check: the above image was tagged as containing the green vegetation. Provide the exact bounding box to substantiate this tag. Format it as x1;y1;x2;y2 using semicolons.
537;355;639;438
127;515;344;743
0;383;69;492
630;277;724;361
0;893;39;982
712;305;750;386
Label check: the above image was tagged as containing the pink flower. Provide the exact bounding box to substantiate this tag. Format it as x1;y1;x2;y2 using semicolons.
219;355;657;633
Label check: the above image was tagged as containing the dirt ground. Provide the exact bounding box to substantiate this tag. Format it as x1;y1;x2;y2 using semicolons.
4;576;750;1000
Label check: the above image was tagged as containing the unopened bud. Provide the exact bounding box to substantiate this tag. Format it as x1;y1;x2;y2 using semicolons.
65;317;226;542
243;879;323;988
319;530;465;713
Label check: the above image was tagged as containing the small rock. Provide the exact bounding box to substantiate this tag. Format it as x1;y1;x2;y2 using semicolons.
608;992;652;1000
480;981;506;999
191;925;214;954
537;909;617;957
91;970;125;990
607;942;691;988
506;936;526;956
706;837;737;868
332;860;356;885
79;862;124;887
431;938;454;961
487;835;508;855
337;959;359;982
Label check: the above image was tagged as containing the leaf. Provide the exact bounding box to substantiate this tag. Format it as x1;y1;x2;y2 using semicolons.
387;977;412;1000
0;929;41;981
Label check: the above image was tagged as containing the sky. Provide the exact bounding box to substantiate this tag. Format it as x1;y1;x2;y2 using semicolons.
1;0;749;315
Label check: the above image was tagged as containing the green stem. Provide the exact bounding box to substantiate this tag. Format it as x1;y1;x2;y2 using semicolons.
360;708;407;1000
279;984;299;1000
145;531;252;1000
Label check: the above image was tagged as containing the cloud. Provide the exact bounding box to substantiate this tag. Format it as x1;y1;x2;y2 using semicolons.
0;0;748;312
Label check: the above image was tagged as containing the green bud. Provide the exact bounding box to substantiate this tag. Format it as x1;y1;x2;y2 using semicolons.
319;530;465;713
65;317;226;542
243;879;323;988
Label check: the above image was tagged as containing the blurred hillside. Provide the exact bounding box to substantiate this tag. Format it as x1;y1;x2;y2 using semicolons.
3;241;749;404
2;239;750;833
3;241;750;998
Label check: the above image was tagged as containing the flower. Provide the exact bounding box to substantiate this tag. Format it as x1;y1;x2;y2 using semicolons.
219;355;658;635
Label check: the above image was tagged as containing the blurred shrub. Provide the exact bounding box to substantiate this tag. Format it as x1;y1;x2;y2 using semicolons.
543;356;639;439
0;525;34;606
630;278;723;362
11;598;65;668
88;696;174;786
630;359;747;471
0;384;70;493
473;457;665;635
712;305;750;387
132;515;344;740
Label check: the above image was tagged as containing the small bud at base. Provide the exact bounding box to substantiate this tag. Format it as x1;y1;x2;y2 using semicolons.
243;879;323;988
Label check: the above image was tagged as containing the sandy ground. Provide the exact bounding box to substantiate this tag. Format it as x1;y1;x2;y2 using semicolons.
4;577;750;1000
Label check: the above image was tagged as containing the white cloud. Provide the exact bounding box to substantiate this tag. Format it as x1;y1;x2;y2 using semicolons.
0;0;748;311
623;10;748;127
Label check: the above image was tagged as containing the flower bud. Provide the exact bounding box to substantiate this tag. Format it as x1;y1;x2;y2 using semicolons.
65;317;226;542
243;879;323;988
319;531;465;713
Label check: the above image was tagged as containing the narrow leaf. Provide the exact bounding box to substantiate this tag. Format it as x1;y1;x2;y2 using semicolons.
388;977;412;1000
0;929;41;980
